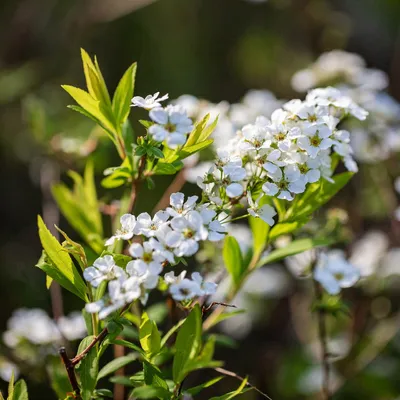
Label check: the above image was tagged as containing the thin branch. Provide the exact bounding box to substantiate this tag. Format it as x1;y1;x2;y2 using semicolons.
214;367;273;400
127;155;146;213
312;279;331;400
59;347;81;399
71;328;108;365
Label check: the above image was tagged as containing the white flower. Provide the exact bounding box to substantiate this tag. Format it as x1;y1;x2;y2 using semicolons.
247;194;276;226
167;192;198;217
127;241;164;276
191;272;218;295
198;207;227;241
164;270;187;284
0;358;19;382
149;105;193;148
131;92;169;110
3;309;61;347
135;211;170;237
314;251;360;295
57;312;87;341
169;278;202;301
83;255;124;287
105;214;136;245
297;124;333;158
240;123;271;153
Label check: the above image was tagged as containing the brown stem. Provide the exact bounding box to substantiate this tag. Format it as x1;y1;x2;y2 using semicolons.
127;155;146;213
312;279;331;400
70;328;108;365
59;347;81;399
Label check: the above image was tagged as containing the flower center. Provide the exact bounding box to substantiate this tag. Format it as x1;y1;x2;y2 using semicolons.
143;253;153;262
183;229;194;239
275;132;285;141
165;122;176;133
334;272;344;280
308;114;317;122
179;288;191;296
277;181;288;190
299;164;309;174
310;135;321;147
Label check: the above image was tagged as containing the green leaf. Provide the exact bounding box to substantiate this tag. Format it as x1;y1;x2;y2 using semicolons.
209;377;250;400
56;226;87;271
186;376;224;396
7;372;14;400
97;353;138;380
37;217;87;301
143;361;169;391
201;309;245;330
62;85;115;134
131;386;171;399
109;339;143;354
160;319;185;349
112;63;137;127
223;236;244;285
93;388;113;398
13;380;28;400
153;160;184;175
81;49;111;107
185;114;210;147
197;116;219;143
257;237;335;267
173;304;202;384
286;172;353;221
139;313;161;357
52;165;104;254
177;139;213;160
268;218;309;241
249;214;270;258
150;147;165;159
76;335;98;400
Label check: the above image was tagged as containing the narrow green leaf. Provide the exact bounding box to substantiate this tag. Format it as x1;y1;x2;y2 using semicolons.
177;139;213;160
209;377;250;400
173;304;202;384
268;218;309;241
139;313;161;357
143;361;169;390
97;353;138;380
7;372;14;400
257;237;335;267
185;114;210;147
153;161;183;175
223;236;244;285
13;380;28;400
186;376;224;396
76;335;98;400
201;309;245;330
37;217;88;301
131;386;171;399
112;63;137;127
249;215;270;258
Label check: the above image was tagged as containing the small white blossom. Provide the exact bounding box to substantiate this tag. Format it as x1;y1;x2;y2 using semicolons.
131;92;169;110
247;194;276;226
83;255;124;287
105;214;136;245
149;105;193;148
57;312;87;341
314;251;360;295
167;192;198;217
169;278;202;301
191;272;218;295
135;211;170;237
128;241;164;276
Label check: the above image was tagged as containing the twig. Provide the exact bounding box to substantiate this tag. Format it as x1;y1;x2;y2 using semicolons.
71;328;109;365
214;367;273;400
312;279;331;400
59;347;81;399
127;155;146;213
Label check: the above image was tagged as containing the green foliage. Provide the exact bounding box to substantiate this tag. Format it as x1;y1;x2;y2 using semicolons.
257;237;335;267
223;236;244;285
101;156;132;189
97;353;138;380
143;361;169;391
172;304;202;384
76;336;99;400
209;378;250;400
63;49;137;158
186;376;224;396
139;313;161;358
37;216;88;301
3;374;29;400
131;385;171;399
52;161;104;253
249;214;270;257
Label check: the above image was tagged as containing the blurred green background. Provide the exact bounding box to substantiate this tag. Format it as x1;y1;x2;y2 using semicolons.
1;0;400;398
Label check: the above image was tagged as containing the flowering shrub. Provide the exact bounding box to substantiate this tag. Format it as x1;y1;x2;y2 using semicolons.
1;49;375;400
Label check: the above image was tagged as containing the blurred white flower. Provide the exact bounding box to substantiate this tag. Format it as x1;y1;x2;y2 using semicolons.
57;312;87;341
131;92;169;110
0;358;19;382
105;214;136;245
314;251;360;295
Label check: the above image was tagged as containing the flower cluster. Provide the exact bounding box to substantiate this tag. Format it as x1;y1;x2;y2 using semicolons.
197;87;367;215
85;193;223;318
292;50;400;163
